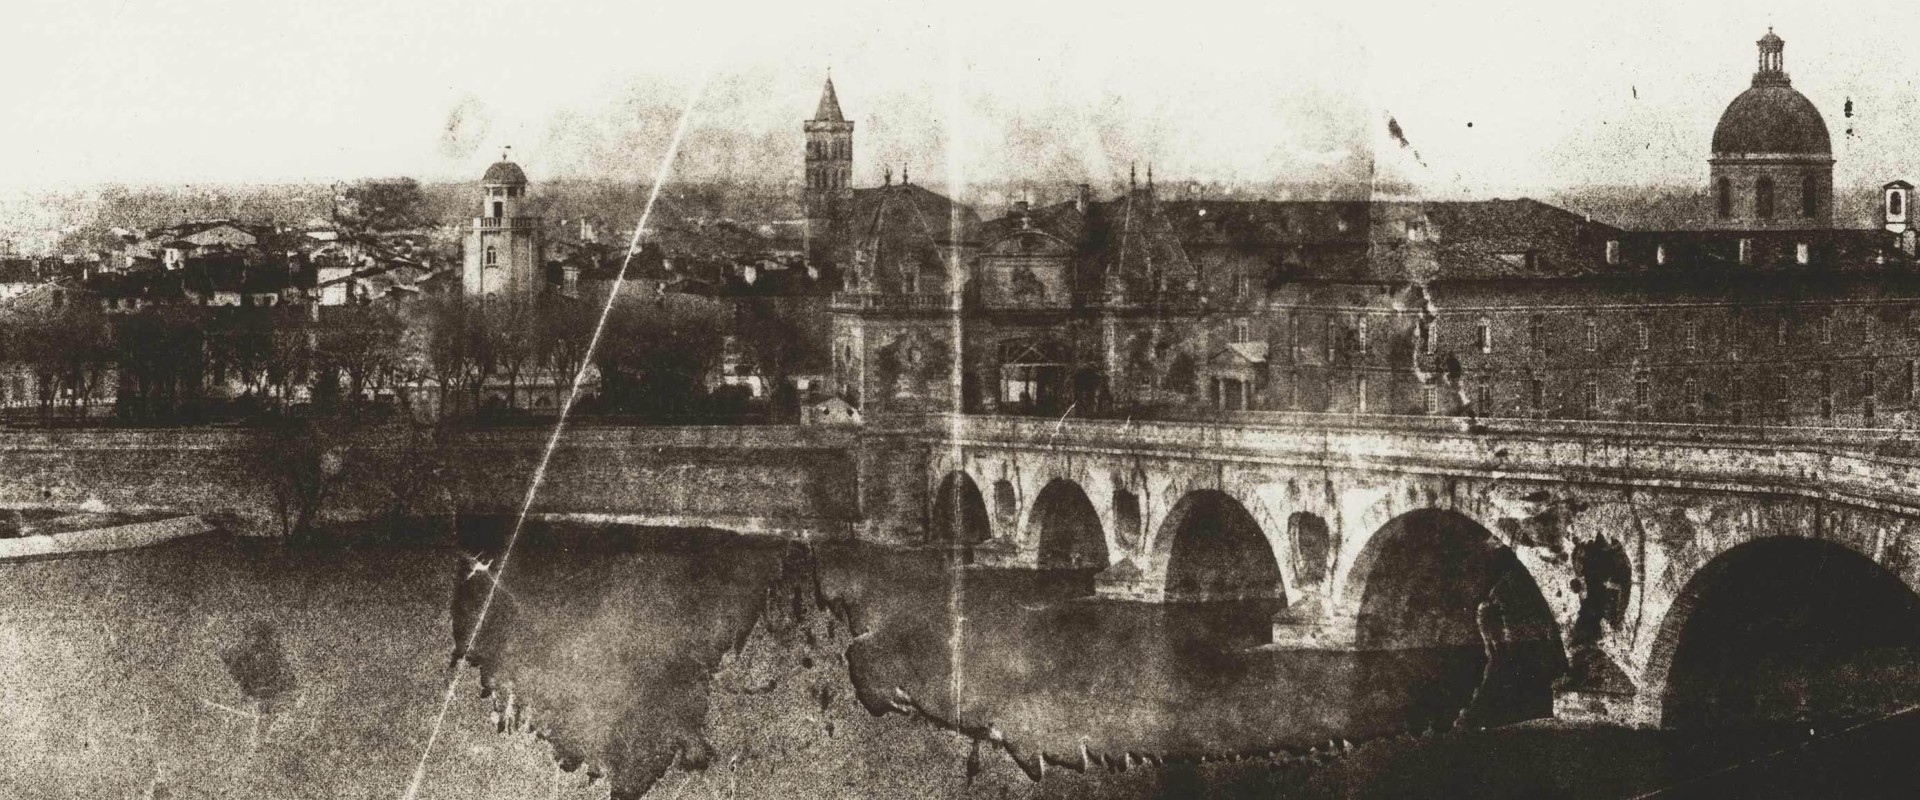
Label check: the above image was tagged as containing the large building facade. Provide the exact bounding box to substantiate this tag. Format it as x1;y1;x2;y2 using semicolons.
828;30;1920;430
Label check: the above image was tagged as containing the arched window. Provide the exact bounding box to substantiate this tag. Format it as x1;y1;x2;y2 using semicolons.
1476;318;1492;354
1802;173;1819;218
1755;176;1775;219
1585;317;1597;351
1716;177;1733;219
484;245;497;267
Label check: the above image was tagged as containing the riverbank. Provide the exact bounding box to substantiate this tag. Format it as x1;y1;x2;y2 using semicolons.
0;512;217;561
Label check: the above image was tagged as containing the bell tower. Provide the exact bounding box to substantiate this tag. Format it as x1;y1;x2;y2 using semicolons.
463;151;544;298
804;75;855;266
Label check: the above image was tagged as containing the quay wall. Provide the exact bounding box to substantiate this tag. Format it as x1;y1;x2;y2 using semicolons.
0;425;866;538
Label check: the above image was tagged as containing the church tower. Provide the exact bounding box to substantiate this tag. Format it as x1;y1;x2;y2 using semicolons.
1707;30;1835;230
463;154;545;298
804;76;855;265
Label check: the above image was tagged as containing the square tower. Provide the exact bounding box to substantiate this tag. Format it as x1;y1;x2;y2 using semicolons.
804;76;855;266
463;155;545;298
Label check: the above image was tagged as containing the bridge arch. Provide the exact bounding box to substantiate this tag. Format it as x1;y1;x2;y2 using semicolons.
1646;536;1920;729
1027;478;1110;568
1147;489;1286;601
928;470;992;546
1340;509;1560;648
1340;508;1564;727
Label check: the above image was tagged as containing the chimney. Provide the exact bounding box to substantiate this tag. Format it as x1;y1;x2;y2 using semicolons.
1076;183;1091;213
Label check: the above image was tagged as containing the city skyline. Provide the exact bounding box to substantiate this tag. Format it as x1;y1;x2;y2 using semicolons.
6;0;1920;200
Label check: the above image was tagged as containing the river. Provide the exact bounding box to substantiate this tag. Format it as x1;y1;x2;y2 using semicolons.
1;519;1916;798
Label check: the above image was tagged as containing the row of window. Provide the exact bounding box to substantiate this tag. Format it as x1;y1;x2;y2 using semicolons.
807;139;851;160
1267;308;1920;363
1715;173;1820;220
1473;312;1915;355
808;167;849;190
1283;362;1918;422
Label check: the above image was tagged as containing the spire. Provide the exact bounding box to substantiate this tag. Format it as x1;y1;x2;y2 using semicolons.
813;76;846;123
1754;28;1789;87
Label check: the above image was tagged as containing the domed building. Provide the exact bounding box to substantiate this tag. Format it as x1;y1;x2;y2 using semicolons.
462;153;545;297
1708;29;1834;230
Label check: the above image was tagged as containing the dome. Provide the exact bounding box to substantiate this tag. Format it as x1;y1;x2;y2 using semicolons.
1711;85;1831;155
1711;30;1831;157
482;160;528;184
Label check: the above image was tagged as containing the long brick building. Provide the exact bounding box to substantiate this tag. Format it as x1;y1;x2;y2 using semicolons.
827;30;1920;429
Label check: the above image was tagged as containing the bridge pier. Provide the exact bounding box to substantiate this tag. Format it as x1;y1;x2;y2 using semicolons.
1265;590;1358;650
970;535;1034;568
1553;686;1644;727
1093;557;1164;602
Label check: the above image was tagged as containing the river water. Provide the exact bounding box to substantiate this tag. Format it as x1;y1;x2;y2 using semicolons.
1;520;1915;799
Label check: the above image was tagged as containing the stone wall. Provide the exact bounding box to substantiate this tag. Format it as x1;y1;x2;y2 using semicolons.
0;425;864;538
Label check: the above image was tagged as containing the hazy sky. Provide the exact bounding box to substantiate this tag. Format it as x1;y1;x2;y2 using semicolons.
5;0;1920;198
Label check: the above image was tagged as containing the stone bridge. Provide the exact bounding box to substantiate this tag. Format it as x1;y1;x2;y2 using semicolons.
889;411;1920;728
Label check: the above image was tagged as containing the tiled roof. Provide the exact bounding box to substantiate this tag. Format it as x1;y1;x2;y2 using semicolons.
849;183;981;285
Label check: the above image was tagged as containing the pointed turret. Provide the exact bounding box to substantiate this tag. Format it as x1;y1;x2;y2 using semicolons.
814;77;847;123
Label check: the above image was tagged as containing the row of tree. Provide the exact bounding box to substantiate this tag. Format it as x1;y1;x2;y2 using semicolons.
0;289;799;424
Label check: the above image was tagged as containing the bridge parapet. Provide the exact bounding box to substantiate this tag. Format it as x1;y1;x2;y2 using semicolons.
923;412;1920;517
